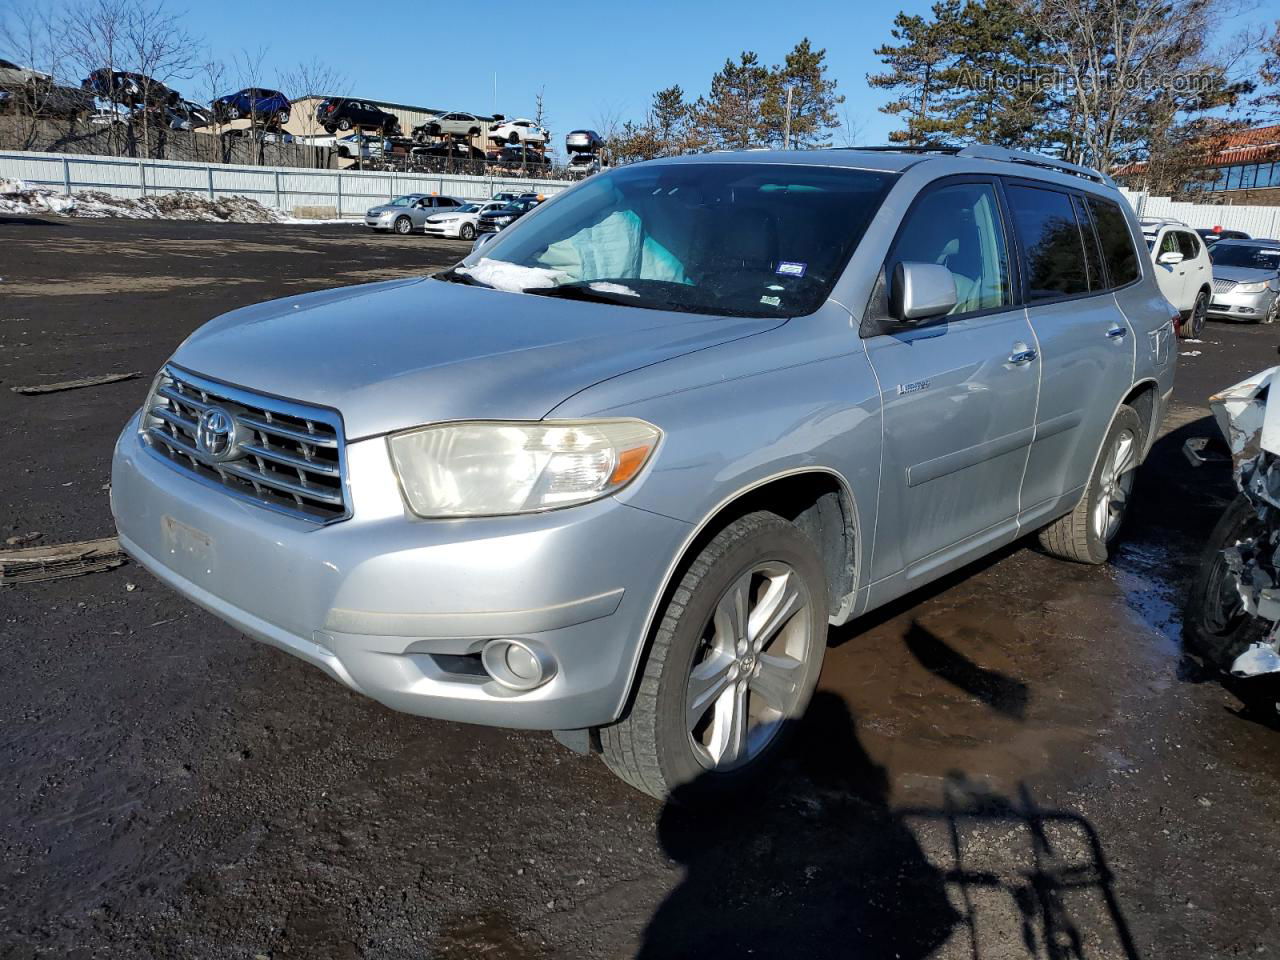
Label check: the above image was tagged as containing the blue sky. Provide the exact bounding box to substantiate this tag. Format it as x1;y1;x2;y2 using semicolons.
183;0;938;149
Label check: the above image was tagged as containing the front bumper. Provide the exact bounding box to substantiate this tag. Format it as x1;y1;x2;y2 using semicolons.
423;222;461;237
1208;287;1278;320
111;413;691;730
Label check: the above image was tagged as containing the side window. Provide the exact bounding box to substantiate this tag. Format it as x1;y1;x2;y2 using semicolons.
1176;231;1201;261
1085;196;1140;286
1159;232;1180;257
1006;184;1089;301
888;181;1012;316
1071;195;1105;290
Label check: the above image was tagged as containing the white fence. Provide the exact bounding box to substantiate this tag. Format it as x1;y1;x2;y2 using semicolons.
0;150;572;217
1120;188;1280;239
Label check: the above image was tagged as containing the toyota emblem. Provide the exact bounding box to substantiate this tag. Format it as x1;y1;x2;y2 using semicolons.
195;406;240;461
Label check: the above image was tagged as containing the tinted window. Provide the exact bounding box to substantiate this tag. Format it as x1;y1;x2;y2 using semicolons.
1175;231;1201;260
1072;195;1105;290
1007;185;1089;300
889;182;1012;315
1210;244;1280;269
1085;197;1141;287
1159;232;1179;257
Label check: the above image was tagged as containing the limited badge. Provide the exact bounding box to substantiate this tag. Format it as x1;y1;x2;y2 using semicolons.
776;261;807;277
760;295;782;306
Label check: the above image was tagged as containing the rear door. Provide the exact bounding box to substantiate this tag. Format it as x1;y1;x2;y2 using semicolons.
1005;182;1135;526
863;177;1039;578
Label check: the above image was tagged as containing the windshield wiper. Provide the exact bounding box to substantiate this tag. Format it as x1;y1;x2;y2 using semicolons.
434;266;492;288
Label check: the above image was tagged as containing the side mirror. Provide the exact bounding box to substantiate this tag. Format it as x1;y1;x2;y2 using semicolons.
891;262;957;322
471;231;497;254
1157;250;1184;266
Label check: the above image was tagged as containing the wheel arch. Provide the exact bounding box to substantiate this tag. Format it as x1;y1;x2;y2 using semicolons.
1120;377;1160;459
611;468;861;724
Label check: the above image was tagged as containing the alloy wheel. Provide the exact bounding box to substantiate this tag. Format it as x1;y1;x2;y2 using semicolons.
1191;294;1207;337
1093;428;1137;542
686;561;813;772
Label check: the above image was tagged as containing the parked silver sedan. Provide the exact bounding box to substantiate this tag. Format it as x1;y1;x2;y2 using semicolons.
1208;238;1280;324
364;195;465;234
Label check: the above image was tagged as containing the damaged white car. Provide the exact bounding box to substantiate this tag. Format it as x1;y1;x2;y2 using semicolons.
1186;366;1280;676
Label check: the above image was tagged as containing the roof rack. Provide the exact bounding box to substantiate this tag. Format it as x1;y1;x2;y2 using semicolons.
954;145;1115;187
842;143;1114;187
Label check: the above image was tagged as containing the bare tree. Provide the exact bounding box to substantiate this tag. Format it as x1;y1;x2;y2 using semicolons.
836;106;865;147
231;45;269;164
277;56;348;168
195;55;227;162
1020;0;1261;170
593;101;625;167
62;0;131;155
0;2;74;150
120;0;198;158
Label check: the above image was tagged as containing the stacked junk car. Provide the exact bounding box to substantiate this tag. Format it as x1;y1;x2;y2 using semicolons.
1186;365;1280;679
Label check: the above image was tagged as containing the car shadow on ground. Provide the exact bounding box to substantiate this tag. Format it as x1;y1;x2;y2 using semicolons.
636;692;1141;960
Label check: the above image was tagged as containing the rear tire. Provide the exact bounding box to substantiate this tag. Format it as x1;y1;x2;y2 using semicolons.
1038;405;1142;564
338;118;351;131
599;512;828;801
1184;494;1269;671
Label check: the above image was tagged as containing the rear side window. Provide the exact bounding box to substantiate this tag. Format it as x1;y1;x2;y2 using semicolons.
889;181;1012;316
1086;197;1140;286
1176;231;1202;260
1006;185;1089;301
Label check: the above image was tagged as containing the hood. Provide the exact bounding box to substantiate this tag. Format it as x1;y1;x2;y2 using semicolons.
171;277;784;440
1213;264;1279;284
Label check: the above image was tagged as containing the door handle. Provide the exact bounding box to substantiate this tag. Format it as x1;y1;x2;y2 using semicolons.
1008;346;1038;364
1106;325;1128;339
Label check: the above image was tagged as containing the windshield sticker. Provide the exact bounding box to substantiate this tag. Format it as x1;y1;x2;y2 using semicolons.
777;261;807;277
760;295;782;306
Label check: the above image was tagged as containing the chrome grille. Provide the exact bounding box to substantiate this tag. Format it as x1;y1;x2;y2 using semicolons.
1213;278;1238;294
142;365;350;524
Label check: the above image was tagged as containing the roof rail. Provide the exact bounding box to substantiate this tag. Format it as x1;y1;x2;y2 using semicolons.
953;145;1114;187
841;144;962;155
839;143;1115;187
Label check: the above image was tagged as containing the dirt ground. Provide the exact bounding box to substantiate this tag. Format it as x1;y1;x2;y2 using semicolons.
2;215;1280;960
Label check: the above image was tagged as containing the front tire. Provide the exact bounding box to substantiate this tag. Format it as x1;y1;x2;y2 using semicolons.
1038;405;1142;564
393;216;412;235
459;222;475;240
599;512;828;800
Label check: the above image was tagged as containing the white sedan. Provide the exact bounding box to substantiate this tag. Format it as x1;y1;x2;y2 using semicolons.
423;200;507;240
488;118;549;145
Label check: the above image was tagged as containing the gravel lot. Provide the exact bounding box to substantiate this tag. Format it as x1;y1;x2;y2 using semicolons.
3;214;1280;960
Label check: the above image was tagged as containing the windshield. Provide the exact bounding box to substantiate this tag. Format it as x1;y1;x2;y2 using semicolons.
460;162;895;318
388;196;419;207
457;204;481;213
1210;244;1280;270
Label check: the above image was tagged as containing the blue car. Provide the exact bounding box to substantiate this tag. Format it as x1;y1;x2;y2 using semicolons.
211;87;290;125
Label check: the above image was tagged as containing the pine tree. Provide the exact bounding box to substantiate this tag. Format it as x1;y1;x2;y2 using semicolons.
696;52;771;149
762;38;845;148
867;4;959;144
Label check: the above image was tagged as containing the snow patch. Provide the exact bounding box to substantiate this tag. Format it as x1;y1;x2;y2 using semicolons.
0;181;354;225
457;257;570;292
589;281;640;297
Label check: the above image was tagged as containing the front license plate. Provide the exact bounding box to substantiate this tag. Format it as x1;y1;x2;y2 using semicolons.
162;515;215;577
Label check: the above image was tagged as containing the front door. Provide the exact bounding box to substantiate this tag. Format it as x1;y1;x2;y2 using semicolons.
1153;230;1191;311
864;179;1040;579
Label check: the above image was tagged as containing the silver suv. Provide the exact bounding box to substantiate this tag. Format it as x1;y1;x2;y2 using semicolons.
112;146;1175;798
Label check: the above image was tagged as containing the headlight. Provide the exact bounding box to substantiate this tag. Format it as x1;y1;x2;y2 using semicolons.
387;419;661;517
1236;281;1269;294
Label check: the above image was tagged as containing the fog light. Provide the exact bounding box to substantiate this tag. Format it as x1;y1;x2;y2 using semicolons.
481;639;556;691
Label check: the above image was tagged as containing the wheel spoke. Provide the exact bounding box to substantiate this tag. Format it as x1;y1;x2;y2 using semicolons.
686;652;736;732
1114;434;1136;475
749;652;804;710
713;573;751;652
747;571;802;653
707;681;749;765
